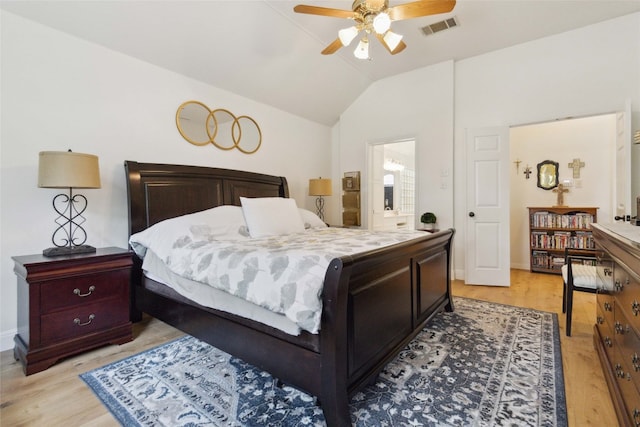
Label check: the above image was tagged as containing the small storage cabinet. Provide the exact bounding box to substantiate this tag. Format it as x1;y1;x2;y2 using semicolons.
528;206;598;274
13;247;133;375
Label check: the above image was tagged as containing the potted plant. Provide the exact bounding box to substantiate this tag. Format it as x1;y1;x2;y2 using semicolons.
420;212;437;230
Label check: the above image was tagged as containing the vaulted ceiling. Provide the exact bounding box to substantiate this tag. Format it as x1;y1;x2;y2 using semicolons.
3;1;639;126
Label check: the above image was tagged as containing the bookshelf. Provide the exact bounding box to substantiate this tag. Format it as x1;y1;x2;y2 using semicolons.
528;206;598;274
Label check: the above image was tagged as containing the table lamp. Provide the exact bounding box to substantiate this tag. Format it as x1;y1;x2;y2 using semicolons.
38;150;101;256
309;177;332;221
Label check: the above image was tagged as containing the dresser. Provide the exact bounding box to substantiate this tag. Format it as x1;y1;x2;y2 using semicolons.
13;247;133;375
592;223;640;427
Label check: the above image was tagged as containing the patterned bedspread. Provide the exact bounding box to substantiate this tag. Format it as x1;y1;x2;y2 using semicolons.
131;227;427;333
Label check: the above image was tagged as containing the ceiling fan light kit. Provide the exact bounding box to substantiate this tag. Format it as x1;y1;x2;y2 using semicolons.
383;30;403;51
339;26;359;45
372;12;391;33
294;0;456;60
354;37;370;59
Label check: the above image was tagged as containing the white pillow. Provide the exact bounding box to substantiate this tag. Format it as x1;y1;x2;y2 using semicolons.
299;208;328;229
240;197;305;238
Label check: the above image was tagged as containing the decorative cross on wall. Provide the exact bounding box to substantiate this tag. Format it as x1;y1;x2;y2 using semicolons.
568;158;585;178
524;166;532;179
552;183;569;206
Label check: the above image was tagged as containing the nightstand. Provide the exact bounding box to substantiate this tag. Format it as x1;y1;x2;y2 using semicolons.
13;247;133;375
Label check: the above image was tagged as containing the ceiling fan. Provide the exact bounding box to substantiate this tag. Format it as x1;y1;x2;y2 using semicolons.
294;0;456;59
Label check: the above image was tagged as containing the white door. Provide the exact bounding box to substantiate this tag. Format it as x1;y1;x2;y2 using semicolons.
465;127;510;286
615;102;632;220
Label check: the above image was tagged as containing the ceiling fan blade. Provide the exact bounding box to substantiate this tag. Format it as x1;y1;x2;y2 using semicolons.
294;5;355;19
321;38;344;55
387;0;456;21
376;33;407;55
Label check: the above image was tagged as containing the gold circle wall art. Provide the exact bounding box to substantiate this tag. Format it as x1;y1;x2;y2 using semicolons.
176;101;262;154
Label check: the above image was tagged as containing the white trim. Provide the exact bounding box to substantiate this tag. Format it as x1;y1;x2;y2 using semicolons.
1;328;16;352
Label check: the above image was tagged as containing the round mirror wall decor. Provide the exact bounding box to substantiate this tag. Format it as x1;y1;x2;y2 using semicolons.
176;101;262;154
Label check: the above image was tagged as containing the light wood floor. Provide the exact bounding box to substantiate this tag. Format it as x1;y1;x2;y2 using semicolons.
0;269;618;426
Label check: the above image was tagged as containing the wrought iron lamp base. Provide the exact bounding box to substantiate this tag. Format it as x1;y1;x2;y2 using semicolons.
42;244;96;257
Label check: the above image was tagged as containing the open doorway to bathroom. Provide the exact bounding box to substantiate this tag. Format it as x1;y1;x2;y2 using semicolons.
368;139;416;231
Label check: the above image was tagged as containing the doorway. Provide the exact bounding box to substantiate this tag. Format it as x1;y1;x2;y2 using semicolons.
508;114;617;270
368;139;416;231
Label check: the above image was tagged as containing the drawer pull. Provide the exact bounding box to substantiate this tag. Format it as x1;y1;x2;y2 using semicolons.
633;353;640;372
73;314;95;326
604;302;613;312
615;321;625;334
597;316;605;325
633;408;640;426
633;300;640;316
604;267;613;277
615;363;625;378
73;285;96;297
604;337;613;347
615;280;623;291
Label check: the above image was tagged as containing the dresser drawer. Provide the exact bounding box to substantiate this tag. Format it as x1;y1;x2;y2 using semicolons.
597;303;613;344
613;346;640;426
40;298;129;345
597;291;615;329
40;269;130;314
615;311;640;394
617;280;640;336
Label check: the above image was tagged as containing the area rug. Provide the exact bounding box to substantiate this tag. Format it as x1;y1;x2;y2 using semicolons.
80;297;567;426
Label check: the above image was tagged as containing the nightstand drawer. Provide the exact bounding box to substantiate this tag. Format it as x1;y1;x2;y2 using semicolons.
40;298;129;345
40;269;129;314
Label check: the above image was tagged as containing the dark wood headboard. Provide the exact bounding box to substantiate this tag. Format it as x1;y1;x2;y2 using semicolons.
124;161;289;236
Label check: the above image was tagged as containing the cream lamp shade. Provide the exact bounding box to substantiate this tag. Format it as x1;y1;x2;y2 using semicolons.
309;178;332;196
38;151;101;189
309;178;332;222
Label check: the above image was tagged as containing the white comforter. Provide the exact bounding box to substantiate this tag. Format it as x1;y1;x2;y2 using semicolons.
131;224;427;334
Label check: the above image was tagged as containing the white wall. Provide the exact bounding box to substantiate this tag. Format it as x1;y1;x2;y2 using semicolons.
336;61;455;232
509;115;617;270
453;12;640;279
335;13;639;280
0;12;332;351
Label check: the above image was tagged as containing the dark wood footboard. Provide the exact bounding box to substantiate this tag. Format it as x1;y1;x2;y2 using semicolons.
124;161;455;426
328;228;455;425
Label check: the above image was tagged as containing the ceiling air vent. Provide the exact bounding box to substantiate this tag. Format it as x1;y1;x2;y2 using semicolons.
421;16;458;36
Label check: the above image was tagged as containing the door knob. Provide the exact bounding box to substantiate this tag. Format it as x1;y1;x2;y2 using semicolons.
469;212;475;217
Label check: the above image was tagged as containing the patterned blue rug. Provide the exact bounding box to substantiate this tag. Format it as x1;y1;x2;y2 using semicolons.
81;297;567;426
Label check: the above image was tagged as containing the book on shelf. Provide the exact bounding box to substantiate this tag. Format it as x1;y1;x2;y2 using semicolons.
530;211;595;229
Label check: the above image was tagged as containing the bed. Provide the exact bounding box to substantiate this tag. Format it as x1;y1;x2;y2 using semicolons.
124;160;455;426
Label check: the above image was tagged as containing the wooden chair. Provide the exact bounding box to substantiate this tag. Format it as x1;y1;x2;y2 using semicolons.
561;248;598;336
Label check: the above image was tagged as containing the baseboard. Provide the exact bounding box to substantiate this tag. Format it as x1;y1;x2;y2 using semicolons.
454;265;532;284
511;263;530;271
1;329;16;352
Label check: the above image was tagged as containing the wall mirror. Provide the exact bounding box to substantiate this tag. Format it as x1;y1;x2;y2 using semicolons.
536;160;559;190
176;101;213;146
176;101;262;154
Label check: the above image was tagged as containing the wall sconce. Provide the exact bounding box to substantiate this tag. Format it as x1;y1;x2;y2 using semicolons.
38;150;101;257
309;177;332;221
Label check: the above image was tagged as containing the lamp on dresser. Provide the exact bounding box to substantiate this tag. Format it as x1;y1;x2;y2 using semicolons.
309;177;332;221
38;150;101;257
